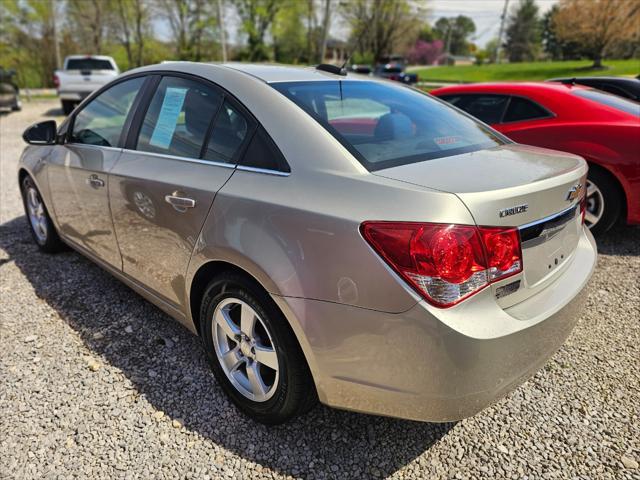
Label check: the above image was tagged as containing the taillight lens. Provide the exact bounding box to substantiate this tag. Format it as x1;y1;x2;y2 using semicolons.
361;222;523;307
53;74;60;88
478;227;522;281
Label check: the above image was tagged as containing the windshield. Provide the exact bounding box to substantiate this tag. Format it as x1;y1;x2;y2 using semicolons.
66;58;114;71
272;81;506;171
573;88;640;116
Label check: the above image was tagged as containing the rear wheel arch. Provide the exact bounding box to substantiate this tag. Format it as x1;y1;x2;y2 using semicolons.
584;162;626;233
586;162;626;212
189;260;320;404
189;261;260;336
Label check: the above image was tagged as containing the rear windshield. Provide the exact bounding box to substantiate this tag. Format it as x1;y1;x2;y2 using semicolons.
272;81;506;171
573;89;639;116
66;58;114;71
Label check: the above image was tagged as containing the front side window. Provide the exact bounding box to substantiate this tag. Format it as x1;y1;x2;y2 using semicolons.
273;81;506;171
503;97;551;123
70;76;144;147
137;76;223;159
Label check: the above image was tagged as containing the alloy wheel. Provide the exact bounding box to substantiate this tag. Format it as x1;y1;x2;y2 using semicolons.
212;298;279;402
26;186;48;244
584;180;604;229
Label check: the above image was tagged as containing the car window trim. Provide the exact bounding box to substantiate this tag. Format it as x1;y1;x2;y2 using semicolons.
119;147;237;169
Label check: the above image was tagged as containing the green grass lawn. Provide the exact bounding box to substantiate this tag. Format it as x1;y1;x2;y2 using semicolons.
414;59;640;83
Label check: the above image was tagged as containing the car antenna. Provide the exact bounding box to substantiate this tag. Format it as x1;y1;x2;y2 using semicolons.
315;27;366;77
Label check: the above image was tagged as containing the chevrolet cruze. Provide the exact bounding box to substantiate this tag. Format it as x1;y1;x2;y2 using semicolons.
18;63;596;424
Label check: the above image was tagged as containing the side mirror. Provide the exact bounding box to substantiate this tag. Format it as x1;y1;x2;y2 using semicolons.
23;120;57;145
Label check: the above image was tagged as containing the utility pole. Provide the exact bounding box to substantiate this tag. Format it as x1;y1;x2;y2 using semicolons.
51;0;61;70
216;0;227;62
444;19;453;63
496;0;509;64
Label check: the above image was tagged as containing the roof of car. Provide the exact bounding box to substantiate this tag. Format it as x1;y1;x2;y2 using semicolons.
431;82;587;96
221;63;366;83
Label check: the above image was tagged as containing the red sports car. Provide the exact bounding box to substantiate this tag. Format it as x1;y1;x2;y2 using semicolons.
431;82;640;235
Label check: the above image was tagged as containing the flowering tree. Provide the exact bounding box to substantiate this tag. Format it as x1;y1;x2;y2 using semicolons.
407;39;444;65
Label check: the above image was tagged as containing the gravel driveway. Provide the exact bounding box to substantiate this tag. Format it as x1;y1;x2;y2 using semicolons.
1;100;639;479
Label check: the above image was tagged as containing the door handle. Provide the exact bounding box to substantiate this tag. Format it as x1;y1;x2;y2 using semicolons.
165;193;196;212
86;174;105;188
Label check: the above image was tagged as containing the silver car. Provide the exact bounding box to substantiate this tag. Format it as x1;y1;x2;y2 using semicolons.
18;63;597;424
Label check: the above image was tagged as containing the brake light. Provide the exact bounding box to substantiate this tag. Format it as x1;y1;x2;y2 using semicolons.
479;227;522;281
361;222;523;307
53;74;59;89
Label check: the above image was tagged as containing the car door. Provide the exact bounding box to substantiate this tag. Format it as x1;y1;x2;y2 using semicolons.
47;76;147;268
108;74;254;308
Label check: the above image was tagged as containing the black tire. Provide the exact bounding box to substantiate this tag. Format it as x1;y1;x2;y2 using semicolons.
61;100;74;115
11;101;21;111
20;175;66;253
200;272;317;424
586;167;623;236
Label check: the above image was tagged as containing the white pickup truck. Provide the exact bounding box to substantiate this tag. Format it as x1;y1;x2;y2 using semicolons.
54;55;120;114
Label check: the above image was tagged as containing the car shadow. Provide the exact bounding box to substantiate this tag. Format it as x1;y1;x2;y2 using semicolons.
595;224;640;256
1;215;454;479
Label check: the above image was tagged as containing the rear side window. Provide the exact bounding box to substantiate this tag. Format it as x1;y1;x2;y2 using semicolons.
202;101;250;164
137;76;223;159
573;89;640;116
443;94;510;124
503;97;550;123
240;127;290;173
70;76;144;147
273;81;505;171
66;58;114;70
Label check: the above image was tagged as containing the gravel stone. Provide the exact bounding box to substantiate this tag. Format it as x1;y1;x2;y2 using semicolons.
1;100;639;480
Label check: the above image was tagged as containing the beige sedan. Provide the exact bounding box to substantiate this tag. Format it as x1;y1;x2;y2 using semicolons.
18;62;596;424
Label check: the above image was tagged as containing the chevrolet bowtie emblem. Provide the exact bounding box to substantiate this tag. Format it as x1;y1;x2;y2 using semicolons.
566;183;584;202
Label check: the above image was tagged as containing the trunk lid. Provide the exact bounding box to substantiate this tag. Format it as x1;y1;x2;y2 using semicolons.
374;144;588;306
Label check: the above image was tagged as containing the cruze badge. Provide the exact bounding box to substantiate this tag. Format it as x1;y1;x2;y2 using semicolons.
499;204;529;218
566;183;584;202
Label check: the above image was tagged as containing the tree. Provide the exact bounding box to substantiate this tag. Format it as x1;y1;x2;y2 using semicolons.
300;0;333;63
433;15;476;56
553;0;640;68
272;0;306;63
114;0;150;68
235;0;281;61
67;0;112;54
155;0;219;61
504;0;541;63
341;0;427;63
0;0;63;87
406;40;443;65
541;5;582;61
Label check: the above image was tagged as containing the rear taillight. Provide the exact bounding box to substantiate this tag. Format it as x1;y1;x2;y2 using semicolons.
53;74;60;89
361;222;523;307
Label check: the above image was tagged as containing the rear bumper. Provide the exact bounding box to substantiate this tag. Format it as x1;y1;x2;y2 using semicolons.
273;227;597;422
